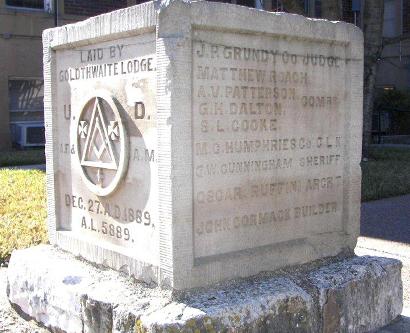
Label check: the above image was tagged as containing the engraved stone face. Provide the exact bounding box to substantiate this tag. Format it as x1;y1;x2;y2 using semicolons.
75;94;128;196
44;1;363;290
191;36;347;260
52;32;159;276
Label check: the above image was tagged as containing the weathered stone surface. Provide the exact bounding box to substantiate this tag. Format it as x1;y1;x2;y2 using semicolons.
308;256;403;333
7;246;402;332
7;245;170;333
43;0;364;290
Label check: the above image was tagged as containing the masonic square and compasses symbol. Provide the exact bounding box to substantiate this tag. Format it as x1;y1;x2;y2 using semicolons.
75;93;129;197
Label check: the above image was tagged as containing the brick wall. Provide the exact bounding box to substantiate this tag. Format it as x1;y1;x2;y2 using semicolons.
64;0;128;16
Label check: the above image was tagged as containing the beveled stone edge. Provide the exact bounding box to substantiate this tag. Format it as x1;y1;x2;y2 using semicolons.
42;1;362;51
160;1;364;289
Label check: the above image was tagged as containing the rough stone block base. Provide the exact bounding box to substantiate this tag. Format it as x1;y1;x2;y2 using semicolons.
7;245;402;333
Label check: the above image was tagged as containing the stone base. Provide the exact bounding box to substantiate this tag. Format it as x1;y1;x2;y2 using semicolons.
7;245;403;333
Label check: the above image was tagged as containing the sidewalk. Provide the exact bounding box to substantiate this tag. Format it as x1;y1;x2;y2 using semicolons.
357;194;410;332
356;237;410;332
361;194;410;245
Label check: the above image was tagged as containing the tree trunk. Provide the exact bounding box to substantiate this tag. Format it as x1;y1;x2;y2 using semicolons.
278;0;384;160
321;0;343;20
362;0;384;159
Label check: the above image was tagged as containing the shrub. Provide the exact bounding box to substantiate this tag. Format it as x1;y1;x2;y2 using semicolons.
0;149;45;167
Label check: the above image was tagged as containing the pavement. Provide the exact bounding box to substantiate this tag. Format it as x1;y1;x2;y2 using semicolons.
361;194;410;245
356;194;410;332
378;315;410;333
0;193;409;331
359;194;410;312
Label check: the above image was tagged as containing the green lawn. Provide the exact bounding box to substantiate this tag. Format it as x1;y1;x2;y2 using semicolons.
0;169;47;265
362;146;410;201
0;148;45;167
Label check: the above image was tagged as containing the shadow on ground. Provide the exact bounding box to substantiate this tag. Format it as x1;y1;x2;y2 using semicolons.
361;195;410;244
378;315;410;333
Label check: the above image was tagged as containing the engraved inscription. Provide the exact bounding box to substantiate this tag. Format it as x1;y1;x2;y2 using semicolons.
75;94;128;197
55;34;159;265
193;35;346;259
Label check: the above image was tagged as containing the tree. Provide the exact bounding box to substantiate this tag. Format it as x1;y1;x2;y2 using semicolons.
281;0;384;159
361;0;384;158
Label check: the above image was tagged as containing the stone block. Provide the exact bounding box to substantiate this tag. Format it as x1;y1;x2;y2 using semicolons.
7;246;402;333
308;256;403;333
43;0;364;290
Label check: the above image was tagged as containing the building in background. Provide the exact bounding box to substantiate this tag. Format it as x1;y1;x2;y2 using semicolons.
377;0;407;90
0;0;130;150
213;0;410;143
367;0;410;142
0;0;406;150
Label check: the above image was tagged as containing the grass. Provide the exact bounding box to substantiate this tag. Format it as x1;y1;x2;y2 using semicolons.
0;169;47;265
0;148;45;167
362;146;410;201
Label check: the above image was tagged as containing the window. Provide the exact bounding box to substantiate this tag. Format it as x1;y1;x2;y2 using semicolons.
314;0;321;17
64;0;127;16
383;0;401;38
5;0;44;9
8;78;44;113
